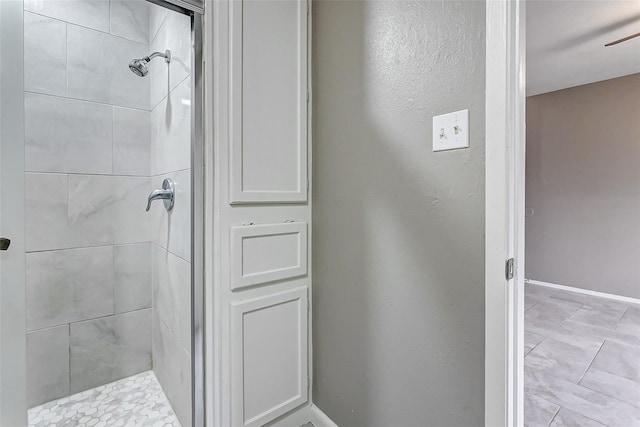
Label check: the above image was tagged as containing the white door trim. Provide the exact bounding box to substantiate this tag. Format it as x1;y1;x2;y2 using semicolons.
208;0;313;425
485;1;526;426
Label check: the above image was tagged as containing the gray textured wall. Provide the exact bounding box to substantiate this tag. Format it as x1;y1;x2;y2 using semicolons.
312;1;486;425
526;74;640;299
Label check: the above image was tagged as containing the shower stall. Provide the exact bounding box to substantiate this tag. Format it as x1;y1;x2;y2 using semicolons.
0;0;204;425
1;0;312;425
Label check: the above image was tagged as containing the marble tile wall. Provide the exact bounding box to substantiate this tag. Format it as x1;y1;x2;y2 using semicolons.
24;0;154;408
27;326;70;408
70;309;152;393
149;9;191;110
148;5;193;426
153;311;192;426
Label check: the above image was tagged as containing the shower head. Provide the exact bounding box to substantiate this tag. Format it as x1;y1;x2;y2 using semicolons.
129;58;149;76
128;50;171;77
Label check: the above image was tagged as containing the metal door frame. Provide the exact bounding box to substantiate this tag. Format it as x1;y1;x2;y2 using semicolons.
148;1;206;425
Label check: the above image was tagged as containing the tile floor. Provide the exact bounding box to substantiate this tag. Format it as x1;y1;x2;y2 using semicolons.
28;371;180;427
525;282;640;427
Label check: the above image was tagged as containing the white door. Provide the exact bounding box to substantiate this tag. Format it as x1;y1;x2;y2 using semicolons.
0;1;27;425
211;0;312;426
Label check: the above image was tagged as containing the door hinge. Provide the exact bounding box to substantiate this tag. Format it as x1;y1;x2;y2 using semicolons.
505;258;515;280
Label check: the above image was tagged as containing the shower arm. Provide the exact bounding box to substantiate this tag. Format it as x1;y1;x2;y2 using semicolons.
145;50;171;63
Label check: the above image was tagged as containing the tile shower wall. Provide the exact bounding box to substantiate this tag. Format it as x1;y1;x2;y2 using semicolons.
148;5;193;426
23;0;153;408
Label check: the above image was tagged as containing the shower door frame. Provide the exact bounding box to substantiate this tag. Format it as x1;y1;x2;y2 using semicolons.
0;0;206;425
148;1;207;426
190;8;206;427
0;0;26;425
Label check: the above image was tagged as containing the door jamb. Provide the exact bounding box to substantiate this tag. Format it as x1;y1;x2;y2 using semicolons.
485;0;526;426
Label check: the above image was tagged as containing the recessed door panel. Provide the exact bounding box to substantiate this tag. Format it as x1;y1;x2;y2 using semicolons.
230;287;308;426
230;222;307;290
229;0;308;203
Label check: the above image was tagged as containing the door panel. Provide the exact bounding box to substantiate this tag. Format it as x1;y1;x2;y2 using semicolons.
230;222;307;291
230;288;308;427
229;0;308;203
214;0;311;424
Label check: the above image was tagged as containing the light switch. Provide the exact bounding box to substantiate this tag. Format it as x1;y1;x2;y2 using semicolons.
432;109;469;152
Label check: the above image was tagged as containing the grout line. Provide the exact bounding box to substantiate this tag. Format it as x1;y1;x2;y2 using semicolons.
68;323;71;394
546;406;560;427
26;241;154;255
577;339;605;384
150;8;169;46
150;167;191;179
24;10;148;46
149;73;192;112
578;380;640;409
66;173;71;254
25;90;151;113
28;307;154;335
65;22;69;96
108;0;112;35
111;244;117;315
158;313;190;355
25;171;150;178
112;102;115;175
558;310;581;329
527;339;543;357
613;306;629;331
555;293;584;329
153;241;192;265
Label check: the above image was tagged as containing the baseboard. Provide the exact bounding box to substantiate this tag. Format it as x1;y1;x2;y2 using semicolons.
266;404;311;427
309;404;339;427
525;279;640;305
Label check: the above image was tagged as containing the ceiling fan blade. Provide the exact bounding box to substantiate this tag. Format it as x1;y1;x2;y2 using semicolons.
605;31;640;46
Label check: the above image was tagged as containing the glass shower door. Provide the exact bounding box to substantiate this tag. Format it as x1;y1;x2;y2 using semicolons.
0;1;203;425
0;0;27;425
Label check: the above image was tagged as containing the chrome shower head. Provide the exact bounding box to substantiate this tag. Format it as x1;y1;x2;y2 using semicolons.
128;50;171;77
129;58;149;76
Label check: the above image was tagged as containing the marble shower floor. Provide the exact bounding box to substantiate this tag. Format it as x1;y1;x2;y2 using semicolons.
28;371;181;427
525;282;640;427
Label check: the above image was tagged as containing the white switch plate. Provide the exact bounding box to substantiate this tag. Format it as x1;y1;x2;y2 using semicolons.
432;109;469;152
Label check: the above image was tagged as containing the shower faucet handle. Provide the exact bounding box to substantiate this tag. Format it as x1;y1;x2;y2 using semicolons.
146;178;175;212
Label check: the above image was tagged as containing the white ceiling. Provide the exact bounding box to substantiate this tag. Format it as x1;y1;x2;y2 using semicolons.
527;0;640;96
